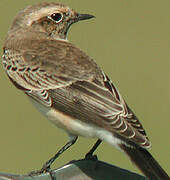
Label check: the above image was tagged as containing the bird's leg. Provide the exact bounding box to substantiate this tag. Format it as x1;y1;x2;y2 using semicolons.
85;139;102;160
29;136;78;175
41;136;78;172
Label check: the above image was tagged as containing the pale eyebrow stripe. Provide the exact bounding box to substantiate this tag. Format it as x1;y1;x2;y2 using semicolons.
26;7;61;26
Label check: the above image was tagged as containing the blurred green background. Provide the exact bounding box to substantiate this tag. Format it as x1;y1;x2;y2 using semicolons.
0;0;169;176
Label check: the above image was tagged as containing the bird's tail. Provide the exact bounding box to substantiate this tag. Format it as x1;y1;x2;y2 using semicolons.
120;144;170;180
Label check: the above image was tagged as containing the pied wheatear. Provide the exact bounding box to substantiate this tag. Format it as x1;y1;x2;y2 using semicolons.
2;2;169;179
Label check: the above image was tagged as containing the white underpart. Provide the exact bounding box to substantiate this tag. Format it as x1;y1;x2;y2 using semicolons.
54;37;68;42
29;96;123;150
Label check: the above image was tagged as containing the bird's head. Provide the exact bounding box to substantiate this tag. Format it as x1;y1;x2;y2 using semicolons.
10;2;95;40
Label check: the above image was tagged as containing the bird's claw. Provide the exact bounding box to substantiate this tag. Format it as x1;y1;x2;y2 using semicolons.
28;164;51;176
85;153;98;161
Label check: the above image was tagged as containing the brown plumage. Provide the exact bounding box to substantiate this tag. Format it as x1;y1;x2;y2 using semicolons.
2;2;169;179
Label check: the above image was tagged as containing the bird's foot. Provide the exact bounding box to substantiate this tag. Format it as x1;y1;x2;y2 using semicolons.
85;153;98;161
28;164;56;180
28;163;51;176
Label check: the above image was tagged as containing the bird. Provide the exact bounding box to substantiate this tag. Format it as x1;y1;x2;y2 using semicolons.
2;2;169;179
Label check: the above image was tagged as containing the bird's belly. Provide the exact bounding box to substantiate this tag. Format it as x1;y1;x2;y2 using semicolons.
28;96;97;137
28;96;122;148
46;108;99;137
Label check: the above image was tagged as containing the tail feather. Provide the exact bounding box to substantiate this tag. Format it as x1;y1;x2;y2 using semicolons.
120;144;170;180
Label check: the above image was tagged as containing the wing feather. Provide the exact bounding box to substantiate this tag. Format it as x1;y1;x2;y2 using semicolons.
47;77;150;148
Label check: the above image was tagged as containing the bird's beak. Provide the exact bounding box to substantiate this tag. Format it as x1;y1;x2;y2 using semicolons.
67;13;95;30
76;13;95;21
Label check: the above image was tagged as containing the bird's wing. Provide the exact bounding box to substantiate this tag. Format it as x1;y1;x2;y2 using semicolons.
3;39;99;91
3;39;150;148
46;74;150;148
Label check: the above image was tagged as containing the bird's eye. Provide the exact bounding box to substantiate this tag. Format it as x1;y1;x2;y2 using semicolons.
50;13;63;23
